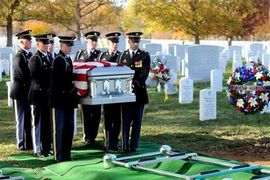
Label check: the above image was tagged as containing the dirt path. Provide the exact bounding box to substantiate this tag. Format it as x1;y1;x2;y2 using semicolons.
200;151;270;166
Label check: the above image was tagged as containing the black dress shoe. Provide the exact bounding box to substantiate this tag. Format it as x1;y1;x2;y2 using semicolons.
130;149;137;153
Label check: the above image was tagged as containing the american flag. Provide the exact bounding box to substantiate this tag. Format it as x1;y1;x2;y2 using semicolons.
73;61;118;96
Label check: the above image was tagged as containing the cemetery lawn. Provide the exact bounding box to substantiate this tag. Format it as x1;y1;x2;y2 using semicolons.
1;68;270;166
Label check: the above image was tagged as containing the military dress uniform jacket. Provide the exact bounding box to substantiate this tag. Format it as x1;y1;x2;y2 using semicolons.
98;50;121;62
49;51;78;109
74;49;101;62
28;51;51;105
10;49;32;100
118;49;150;104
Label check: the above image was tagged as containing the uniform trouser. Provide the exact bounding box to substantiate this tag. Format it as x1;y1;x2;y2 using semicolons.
30;104;51;154
122;102;145;151
82;105;101;143
103;104;121;149
52;107;74;162
14;100;32;150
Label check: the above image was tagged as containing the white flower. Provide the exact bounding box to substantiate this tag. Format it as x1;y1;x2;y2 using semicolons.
263;81;270;86
226;91;231;98
255;72;263;80
227;77;232;84
259;93;269;102
234;72;240;80
267;72;270;77
248;97;258;107
236;99;245;108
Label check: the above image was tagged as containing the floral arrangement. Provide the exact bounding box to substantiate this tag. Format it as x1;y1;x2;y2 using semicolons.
227;62;270;114
150;57;171;83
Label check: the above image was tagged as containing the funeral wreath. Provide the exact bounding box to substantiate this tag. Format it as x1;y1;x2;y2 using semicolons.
150;57;171;83
227;62;270;114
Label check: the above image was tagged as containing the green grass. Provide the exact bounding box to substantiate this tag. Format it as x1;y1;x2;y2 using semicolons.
1;62;270;164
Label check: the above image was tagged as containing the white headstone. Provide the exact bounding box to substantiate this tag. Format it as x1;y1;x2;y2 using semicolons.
219;56;226;73
146;75;157;88
168;44;188;58
211;69;223;92
228;46;242;59
179;77;193;104
6;81;13;107
164;73;177;95
181;59;185;76
163;55;180;73
247;43;264;62
185;45;221;82
199;89;216;121
232;50;242;72
262;53;270;68
9;54;14;81
144;43;163;55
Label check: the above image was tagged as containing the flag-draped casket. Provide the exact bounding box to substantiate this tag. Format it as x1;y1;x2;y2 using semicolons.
73;61;135;105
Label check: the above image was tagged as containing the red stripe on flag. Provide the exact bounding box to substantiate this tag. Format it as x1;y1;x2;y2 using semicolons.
75;74;88;81
98;61;111;67
77;89;88;97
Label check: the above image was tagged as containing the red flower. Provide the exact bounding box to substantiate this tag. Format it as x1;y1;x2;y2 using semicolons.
255;90;261;95
246;105;251;112
253;68;257;73
237;106;242;111
262;76;267;81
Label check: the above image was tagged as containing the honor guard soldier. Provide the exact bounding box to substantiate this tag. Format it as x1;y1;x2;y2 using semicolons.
28;33;55;157
10;30;33;151
49;35;78;162
98;32;122;151
117;32;150;152
47;32;57;64
74;31;102;145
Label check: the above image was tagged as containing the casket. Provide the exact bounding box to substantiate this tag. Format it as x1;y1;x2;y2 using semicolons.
73;62;135;105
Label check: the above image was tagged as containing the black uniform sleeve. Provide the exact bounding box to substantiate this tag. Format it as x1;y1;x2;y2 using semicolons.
28;56;41;89
13;53;30;82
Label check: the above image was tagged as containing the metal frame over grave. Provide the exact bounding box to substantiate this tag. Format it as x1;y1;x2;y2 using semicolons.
103;145;270;180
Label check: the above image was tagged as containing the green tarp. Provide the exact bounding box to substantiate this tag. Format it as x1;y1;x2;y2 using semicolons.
1;142;269;180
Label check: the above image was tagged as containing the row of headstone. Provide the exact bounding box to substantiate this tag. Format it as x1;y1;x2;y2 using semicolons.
178;77;217;121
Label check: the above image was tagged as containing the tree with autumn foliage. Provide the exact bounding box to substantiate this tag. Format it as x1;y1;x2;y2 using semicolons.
128;0;219;44
25;0;120;40
0;0;35;46
127;0;263;44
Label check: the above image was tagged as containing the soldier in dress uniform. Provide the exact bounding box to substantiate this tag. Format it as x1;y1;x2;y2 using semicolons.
47;32;57;64
74;31;102;145
117;32;150;152
28;33;55;157
10;30;33;151
49;35;77;162
98;32;122;151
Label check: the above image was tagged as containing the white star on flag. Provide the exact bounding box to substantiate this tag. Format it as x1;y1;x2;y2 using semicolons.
248;97;258;107
255;72;263;80
259;93;269;102
236;99;245;108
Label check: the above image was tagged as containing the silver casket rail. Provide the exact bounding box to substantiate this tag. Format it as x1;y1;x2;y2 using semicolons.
79;66;136;105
